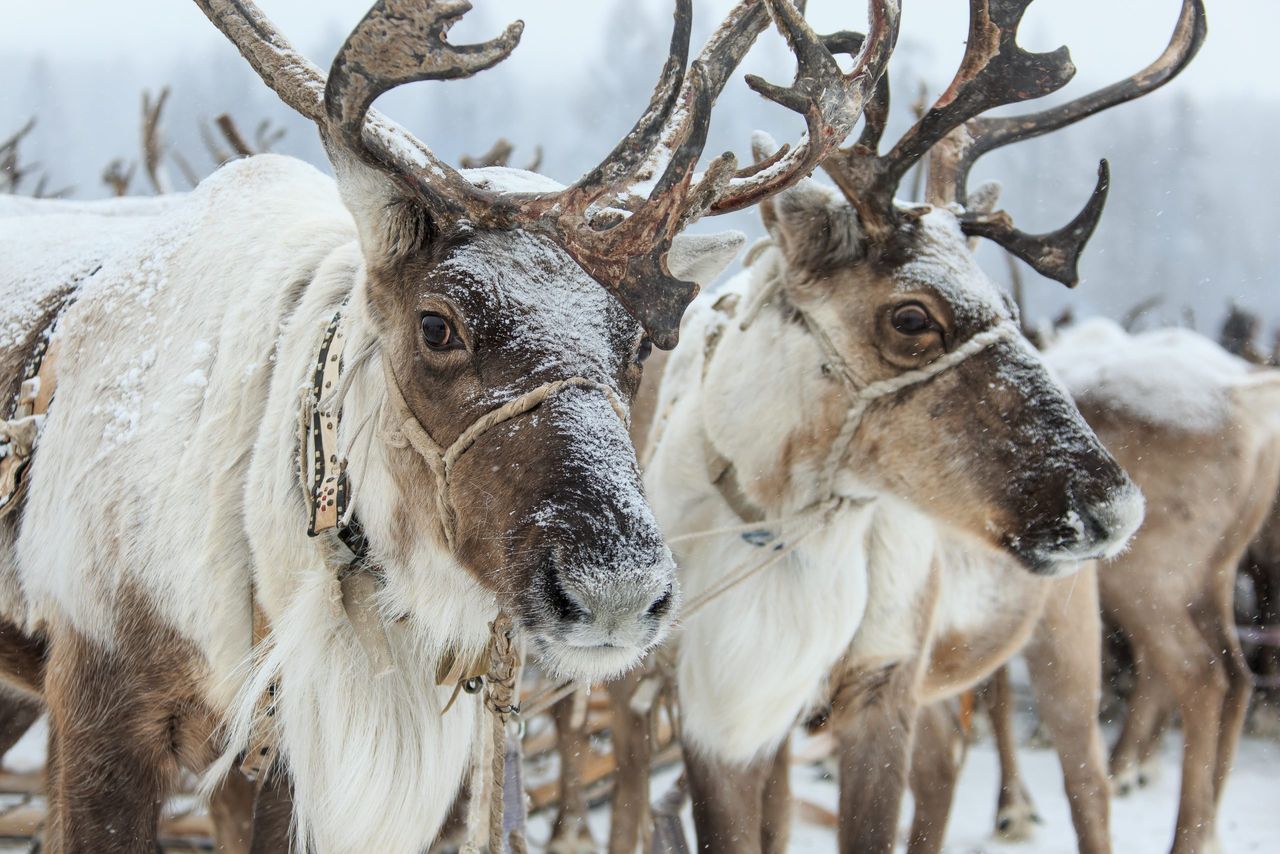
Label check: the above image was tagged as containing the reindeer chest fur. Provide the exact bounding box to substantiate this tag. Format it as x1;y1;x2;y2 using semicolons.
645;288;870;763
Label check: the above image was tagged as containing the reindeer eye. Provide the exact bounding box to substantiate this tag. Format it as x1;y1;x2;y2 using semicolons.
634;336;653;365
891;304;933;335
421;313;461;350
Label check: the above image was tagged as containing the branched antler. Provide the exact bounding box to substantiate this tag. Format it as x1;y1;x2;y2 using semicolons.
102;159;136;197
1;119;38;194
254;119;286;152
459;139;544;172
142;88;174;194
204;114;287;167
195;0;898;348
823;0;1206;286
460;139;515;169
1;118;71;197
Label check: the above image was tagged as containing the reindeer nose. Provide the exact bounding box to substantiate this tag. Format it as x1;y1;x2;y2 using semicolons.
548;556;677;643
1076;479;1145;558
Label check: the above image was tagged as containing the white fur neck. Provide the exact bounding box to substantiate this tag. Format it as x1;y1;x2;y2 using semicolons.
229;255;496;853
646;260;887;764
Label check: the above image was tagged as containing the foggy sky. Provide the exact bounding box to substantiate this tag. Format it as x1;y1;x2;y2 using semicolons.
0;1;1270;103
2;1;1275;339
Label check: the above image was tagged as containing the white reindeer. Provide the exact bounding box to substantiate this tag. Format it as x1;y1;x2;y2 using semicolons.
0;0;899;851
605;2;1205;851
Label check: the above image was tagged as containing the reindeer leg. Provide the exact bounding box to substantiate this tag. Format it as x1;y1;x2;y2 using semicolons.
684;742;779;854
1023;568;1110;854
43;624;174;853
549;691;596;854
983;665;1040;840
0;617;47;697
1112;602;1224;854
905;701;964;854
208;771;255;854
760;737;790;854
0;688;42;762
1109;640;1174;796
834;663;918;854
249;771;294;854
1204;577;1253;829
607;670;652;854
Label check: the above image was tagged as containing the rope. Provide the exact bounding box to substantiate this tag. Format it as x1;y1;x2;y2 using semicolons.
678;497;843;619
666;503;832;545
484;612;525;854
669;252;1019;619
380;357;627;551
458;612;525;854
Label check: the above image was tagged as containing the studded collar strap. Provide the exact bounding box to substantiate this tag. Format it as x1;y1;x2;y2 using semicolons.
301;305;351;537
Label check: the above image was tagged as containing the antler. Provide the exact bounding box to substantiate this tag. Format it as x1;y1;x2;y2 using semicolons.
196;0;897;348
460;139;515;169
706;0;900;214
0;119;38;194
823;0;1205;286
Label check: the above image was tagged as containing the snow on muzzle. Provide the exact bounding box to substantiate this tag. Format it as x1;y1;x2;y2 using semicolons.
980;342;1146;575
451;385;677;681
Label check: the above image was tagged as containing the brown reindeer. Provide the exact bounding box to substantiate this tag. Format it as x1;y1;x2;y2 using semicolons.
906;320;1280;854
597;2;1204;853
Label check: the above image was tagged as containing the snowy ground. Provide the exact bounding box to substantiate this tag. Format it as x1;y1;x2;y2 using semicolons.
4;714;1277;851
524;727;1280;853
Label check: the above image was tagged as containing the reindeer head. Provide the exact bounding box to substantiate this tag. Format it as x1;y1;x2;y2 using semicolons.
199;0;897;677
715;0;1204;575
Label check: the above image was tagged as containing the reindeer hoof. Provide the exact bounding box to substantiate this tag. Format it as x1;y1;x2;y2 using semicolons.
1112;763;1140;797
546;820;598;854
1136;755;1162;789
995;798;1040;841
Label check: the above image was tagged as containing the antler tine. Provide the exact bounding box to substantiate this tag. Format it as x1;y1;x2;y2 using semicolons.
460;139;515;170
556;0;697;208
325;1;523;171
961;159;1110;286
193;0;327;123
710;0;900;215
822;0;1074;237
513;0;772;351
882;0;1074;185
951;0;1206;205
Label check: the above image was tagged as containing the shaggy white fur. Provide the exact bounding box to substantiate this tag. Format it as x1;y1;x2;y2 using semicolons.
1;153;744;852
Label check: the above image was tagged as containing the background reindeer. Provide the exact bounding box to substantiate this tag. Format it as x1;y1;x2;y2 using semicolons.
948;320;1280;854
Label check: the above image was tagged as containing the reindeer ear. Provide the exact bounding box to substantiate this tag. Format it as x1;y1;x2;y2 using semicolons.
329;150;438;270
763;179;864;272
668;231;746;288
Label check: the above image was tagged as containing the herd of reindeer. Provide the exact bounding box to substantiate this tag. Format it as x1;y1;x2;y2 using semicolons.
0;1;1276;853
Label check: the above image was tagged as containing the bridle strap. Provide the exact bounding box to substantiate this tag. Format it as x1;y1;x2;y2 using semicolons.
379;355;628;551
689;265;1018;553
809;314;1019;501
301;304;629;552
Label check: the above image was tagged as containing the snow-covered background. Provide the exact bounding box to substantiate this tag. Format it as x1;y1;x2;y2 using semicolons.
2;0;1278;340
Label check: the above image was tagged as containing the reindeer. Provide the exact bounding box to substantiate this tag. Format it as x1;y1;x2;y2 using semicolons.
600;1;1206;852
957;320;1280;854
0;0;887;849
